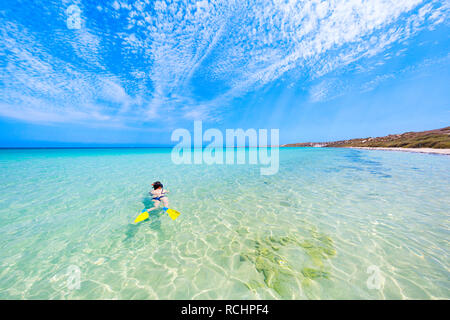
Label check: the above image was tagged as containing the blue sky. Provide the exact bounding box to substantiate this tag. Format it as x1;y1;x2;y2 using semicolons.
0;0;449;147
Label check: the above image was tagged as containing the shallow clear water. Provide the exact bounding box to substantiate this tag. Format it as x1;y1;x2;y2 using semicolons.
0;148;448;299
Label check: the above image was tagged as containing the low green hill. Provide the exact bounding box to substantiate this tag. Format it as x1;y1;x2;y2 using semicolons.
283;127;450;149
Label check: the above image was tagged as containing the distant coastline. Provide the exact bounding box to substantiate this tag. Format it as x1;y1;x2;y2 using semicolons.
347;147;450;155
282;126;450;154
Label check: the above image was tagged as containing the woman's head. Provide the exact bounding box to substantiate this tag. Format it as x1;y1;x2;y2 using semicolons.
152;181;163;190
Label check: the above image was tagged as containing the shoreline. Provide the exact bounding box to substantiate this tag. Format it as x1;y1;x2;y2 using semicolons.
345;147;450;155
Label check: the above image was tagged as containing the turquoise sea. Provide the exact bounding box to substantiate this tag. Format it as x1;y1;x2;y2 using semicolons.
0;148;448;299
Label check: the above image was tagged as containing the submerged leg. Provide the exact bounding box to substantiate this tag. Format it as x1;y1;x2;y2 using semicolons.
147;200;161;212
161;197;169;208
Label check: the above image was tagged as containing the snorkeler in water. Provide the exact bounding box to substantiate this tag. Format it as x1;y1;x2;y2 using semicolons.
147;181;169;212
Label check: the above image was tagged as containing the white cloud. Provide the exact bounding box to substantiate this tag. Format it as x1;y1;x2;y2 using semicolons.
0;0;448;126
0;21;145;126
309;78;349;103
360;74;396;93
120;0;448;118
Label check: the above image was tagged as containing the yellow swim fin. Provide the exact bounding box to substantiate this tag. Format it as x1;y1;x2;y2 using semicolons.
134;209;149;223
163;207;180;220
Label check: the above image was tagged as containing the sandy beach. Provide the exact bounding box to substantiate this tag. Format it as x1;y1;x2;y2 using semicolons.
348;147;450;155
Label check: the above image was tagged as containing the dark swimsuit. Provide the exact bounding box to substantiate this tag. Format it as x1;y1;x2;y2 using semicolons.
152;190;166;201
